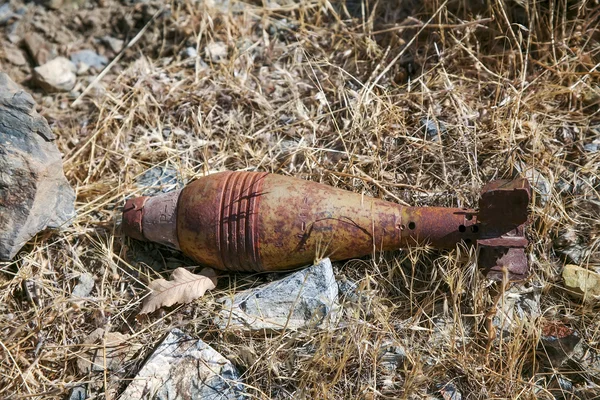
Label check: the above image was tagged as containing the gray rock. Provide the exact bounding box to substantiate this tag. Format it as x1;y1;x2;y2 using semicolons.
584;141;599;153
136;166;183;195
215;258;339;332
70;50;108;72
0;73;76;260
33;57;77;92
72;273;94;298
420;117;447;141
0;4;16;26
556;375;573;393
66;385;86;400
120;329;245;400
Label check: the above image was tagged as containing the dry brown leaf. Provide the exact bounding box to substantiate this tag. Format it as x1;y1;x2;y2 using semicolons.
139;267;217;314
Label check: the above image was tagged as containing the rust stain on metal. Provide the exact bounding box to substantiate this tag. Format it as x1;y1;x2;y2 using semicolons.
122;172;532;280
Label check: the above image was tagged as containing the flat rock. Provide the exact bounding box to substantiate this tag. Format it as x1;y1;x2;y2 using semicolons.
584;141;599;153
3;45;27;66
33;57;77;92
120;329;245;400
563;264;600;301
215;258;339;332
0;73;76;260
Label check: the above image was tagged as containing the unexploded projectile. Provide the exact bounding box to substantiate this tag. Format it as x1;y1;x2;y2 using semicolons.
122;171;531;280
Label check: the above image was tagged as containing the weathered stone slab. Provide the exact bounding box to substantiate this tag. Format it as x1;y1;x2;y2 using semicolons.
120;329;245;400
215;258;339;332
0;72;75;260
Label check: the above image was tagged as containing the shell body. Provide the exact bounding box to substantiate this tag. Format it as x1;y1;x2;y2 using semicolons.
124;171;480;272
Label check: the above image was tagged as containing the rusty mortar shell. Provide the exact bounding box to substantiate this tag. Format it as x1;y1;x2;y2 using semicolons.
122;171;531;278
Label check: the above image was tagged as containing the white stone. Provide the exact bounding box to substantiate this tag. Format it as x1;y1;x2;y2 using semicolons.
120;329;245;400
215;258;339;332
33;57;76;92
72;273;94;298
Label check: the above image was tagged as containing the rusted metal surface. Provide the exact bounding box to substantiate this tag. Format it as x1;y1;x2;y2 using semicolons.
476;178;531;280
122;196;148;242
142;189;181;250
122;171;532;280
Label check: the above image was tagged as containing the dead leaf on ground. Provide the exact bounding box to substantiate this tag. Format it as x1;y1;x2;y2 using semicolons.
139;267;217;314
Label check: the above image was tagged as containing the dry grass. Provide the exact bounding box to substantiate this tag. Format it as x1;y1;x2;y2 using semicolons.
1;0;600;398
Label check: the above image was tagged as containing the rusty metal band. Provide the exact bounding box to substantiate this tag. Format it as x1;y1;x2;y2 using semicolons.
217;172;267;272
122;196;149;241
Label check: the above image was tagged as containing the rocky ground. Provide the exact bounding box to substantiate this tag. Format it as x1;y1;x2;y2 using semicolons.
1;0;600;399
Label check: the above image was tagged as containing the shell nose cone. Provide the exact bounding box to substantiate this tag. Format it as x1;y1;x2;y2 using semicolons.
122;196;149;241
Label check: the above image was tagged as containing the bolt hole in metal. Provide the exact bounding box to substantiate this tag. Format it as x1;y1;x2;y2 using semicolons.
408;222;416;230
465;214;473;220
459;224;466;233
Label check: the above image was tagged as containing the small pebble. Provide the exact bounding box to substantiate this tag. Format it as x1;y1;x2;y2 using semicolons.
420;117;447;141
34;57;77;92
72;273;94;298
70;50;108;72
